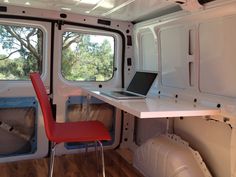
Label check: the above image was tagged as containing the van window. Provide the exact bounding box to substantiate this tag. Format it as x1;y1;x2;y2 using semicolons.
61;32;114;81
0;24;43;80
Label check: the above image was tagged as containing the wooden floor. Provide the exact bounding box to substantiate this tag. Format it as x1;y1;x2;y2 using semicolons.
0;150;144;177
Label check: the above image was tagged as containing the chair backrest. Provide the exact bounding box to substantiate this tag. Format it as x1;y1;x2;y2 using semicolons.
30;72;55;140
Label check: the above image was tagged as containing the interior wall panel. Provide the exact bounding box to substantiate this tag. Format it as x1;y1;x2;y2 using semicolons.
199;15;236;97
160;26;189;89
140;30;158;71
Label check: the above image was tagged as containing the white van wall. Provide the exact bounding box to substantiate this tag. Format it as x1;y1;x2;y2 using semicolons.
133;1;236;177
133;25;168;147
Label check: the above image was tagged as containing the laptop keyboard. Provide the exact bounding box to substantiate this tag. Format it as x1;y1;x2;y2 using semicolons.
113;91;138;96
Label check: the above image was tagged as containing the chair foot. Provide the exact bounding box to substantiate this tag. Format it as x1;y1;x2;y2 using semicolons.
49;142;57;177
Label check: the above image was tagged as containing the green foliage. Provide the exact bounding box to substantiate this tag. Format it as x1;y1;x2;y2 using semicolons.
62;33;114;81
0;25;42;80
0;25;114;81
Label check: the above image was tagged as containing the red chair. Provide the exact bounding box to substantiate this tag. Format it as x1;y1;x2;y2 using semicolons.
30;73;111;177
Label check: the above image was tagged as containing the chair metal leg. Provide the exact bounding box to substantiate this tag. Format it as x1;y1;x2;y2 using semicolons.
85;143;88;154
85;143;89;163
94;141;99;175
49;142;57;177
97;140;106;177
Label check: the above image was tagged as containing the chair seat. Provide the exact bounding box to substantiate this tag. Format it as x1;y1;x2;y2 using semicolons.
51;120;111;143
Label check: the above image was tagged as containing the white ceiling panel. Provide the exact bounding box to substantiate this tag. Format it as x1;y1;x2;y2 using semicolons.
102;0;176;21
0;0;180;21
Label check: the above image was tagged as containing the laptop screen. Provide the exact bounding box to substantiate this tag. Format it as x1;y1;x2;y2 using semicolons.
127;72;157;95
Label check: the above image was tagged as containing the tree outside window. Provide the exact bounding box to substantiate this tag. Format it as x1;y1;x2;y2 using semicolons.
61;32;115;82
0;25;43;80
0;25;115;81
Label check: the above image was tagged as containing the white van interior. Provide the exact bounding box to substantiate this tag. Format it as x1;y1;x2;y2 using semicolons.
0;0;235;177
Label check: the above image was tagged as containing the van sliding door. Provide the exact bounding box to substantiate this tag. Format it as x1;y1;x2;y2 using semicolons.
52;23;122;154
0;19;51;162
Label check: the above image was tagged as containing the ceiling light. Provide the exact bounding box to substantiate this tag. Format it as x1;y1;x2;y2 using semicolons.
102;0;135;16
94;0;115;10
61;7;72;11
73;0;81;5
3;0;9;3
80;0;101;5
85;0;113;13
25;2;31;5
89;0;104;11
101;2;114;9
85;10;90;13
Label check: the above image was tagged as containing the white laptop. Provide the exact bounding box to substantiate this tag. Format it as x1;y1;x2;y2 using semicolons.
101;71;157;99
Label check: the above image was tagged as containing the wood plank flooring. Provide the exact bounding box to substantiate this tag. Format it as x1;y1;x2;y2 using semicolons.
0;150;144;177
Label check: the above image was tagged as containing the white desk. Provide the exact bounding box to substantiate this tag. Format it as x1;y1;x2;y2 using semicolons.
81;87;220;119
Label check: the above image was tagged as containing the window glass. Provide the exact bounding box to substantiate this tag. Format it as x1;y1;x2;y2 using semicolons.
0;24;43;80
61;32;114;81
